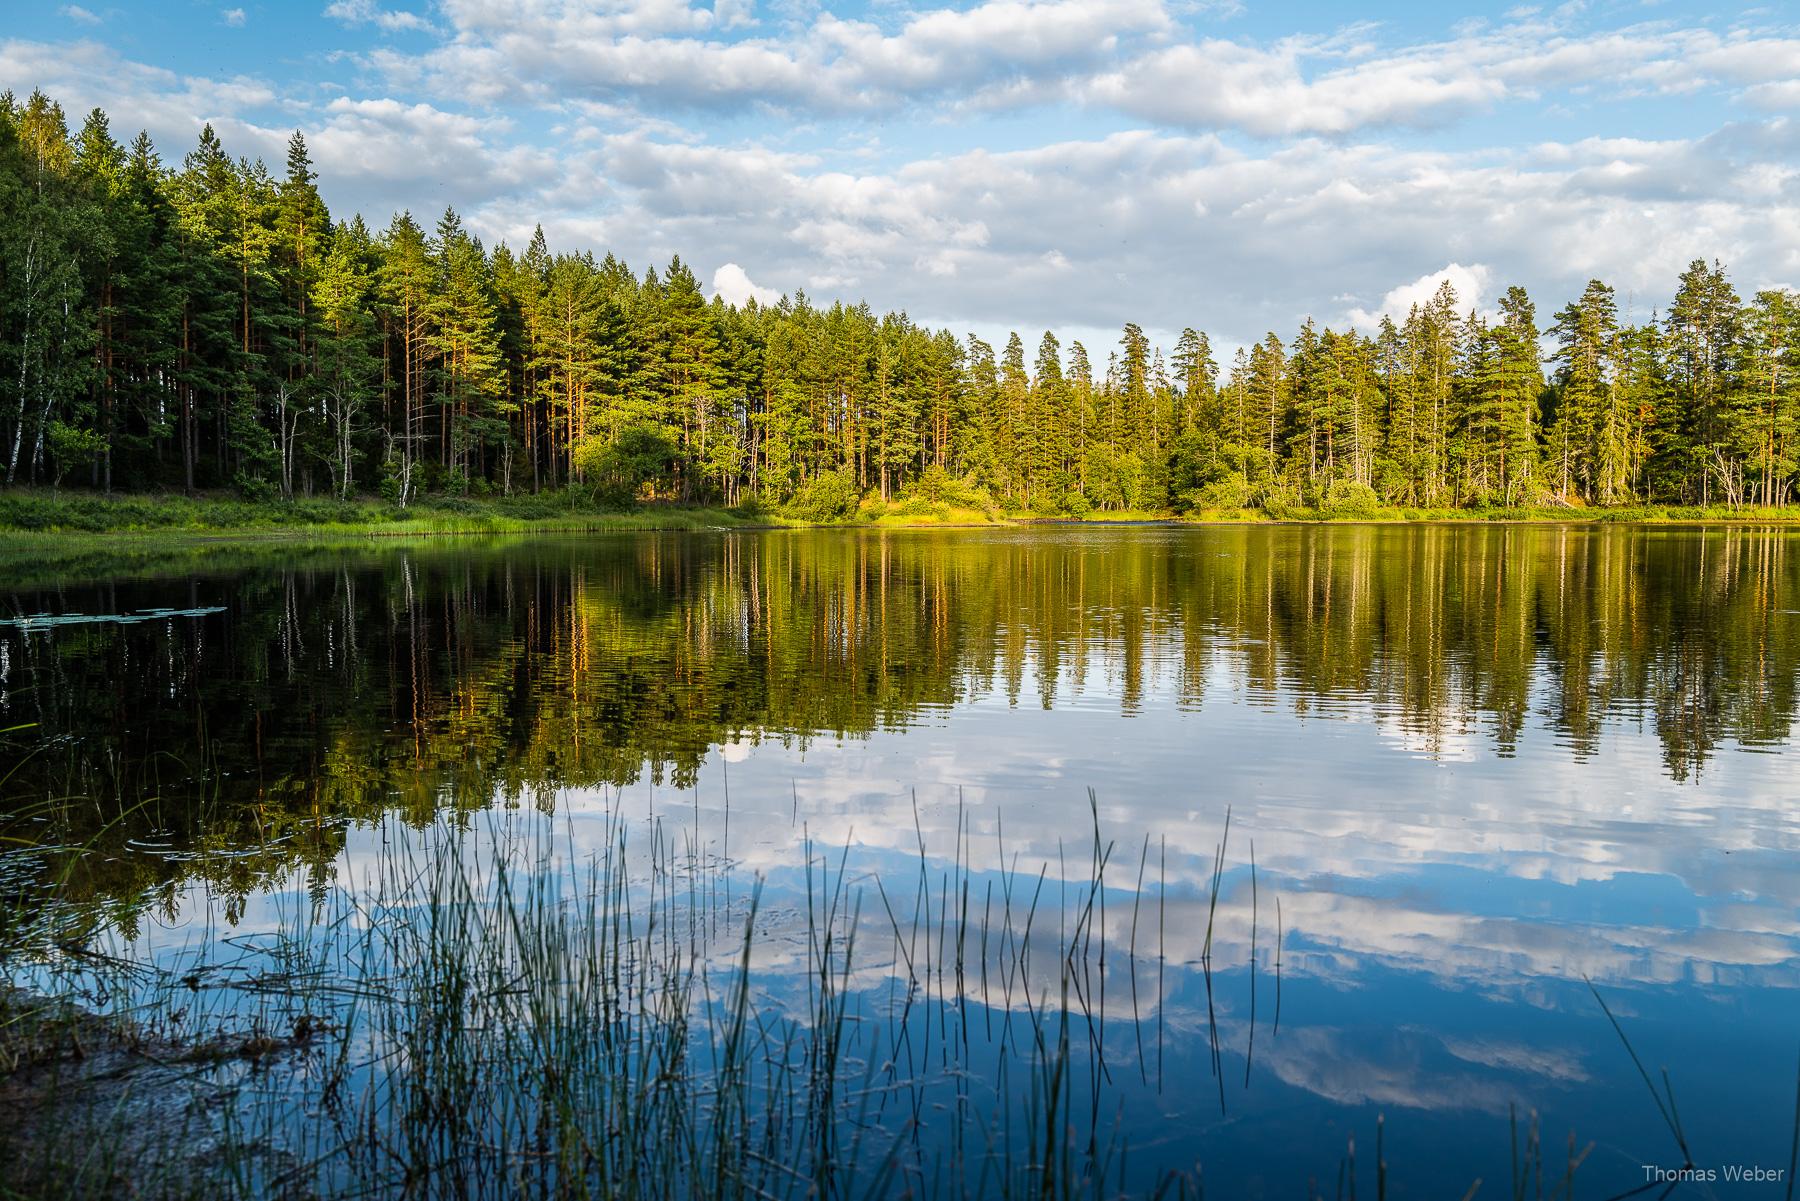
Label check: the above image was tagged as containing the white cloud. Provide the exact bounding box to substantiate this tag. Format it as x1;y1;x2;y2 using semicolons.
352;5;1800;138
1083;38;1508;135
712;0;755;32
1346;263;1493;331
324;0;433;34
711;262;778;305
0;38;278;152
292;96;560;221
1742;79;1800;110
391;0;1173;111
222;7;246;26
61;5;101;24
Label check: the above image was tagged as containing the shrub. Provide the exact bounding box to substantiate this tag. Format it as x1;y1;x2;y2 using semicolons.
900;465;995;513
573;424;680;507
782;468;862;523
1318;479;1381;518
47;423;107;489
379;464;403;504
730;491;773;520
892;496;931;517
234;473;277;503
1186;473;1255;511
1258;482;1308;520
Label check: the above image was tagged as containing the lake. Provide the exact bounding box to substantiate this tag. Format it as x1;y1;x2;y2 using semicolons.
3;524;1797;1198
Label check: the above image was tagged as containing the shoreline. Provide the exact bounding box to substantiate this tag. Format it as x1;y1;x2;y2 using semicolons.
5;489;1800;550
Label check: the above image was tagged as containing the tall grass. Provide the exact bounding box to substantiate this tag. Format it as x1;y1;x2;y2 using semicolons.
3;797;1231;1199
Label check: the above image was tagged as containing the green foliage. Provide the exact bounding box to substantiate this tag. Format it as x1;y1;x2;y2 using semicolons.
893;495;946;518
234;472;278;502
1183;473;1255;512
46;420;105;486
782;468;862;523
1257;482;1309;521
0;487;757;535
899;464;996;516
1316;479;1382;518
574;423;680;506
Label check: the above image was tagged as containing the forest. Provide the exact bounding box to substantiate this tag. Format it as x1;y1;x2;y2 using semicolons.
2;88;1797;518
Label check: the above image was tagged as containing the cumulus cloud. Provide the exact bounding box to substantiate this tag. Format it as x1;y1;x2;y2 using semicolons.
1742;79;1800;109
60;5;101;24
1345;263;1493;331
292;96;562;220
222;7;247;26
711;262;779;305
346;4;1800;137
390;0;1174;110
1082;38;1509;135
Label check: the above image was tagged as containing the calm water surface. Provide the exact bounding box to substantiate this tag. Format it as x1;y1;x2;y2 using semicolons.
3;524;1798;1196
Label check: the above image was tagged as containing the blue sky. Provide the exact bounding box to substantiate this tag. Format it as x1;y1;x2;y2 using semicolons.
4;0;1797;354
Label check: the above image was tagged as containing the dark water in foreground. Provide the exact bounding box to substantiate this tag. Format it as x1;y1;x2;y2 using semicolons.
3;524;1798;1197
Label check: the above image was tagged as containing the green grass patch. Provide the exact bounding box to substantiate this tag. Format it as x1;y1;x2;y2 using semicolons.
0;488;775;539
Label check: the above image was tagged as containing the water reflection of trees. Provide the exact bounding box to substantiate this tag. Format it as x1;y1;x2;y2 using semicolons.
3;526;1797;907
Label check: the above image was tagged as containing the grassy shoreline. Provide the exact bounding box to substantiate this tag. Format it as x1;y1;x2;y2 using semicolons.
5;487;1800;547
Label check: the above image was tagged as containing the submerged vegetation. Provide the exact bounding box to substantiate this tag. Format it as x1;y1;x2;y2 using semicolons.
3;91;1799;521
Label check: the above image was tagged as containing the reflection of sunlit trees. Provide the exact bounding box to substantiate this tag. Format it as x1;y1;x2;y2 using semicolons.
4;527;1799;916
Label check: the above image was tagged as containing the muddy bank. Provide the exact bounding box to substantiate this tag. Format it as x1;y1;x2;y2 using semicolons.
0;987;316;1199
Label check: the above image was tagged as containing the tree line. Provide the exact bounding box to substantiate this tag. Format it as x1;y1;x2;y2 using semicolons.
2;89;1797;514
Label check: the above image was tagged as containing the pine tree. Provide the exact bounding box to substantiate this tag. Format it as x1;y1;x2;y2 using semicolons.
167;124;244;492
1170;328;1216;434
1246;333;1287;488
112;129;182;490
1028;332;1066;506
1547;280;1619;501
1494;286;1542;503
661;257;730;500
69;108;128;490
1667;259;1742;503
378;212;433;503
428;207;505;488
536;252;606;483
1738;289;1800;505
313;217;382;497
